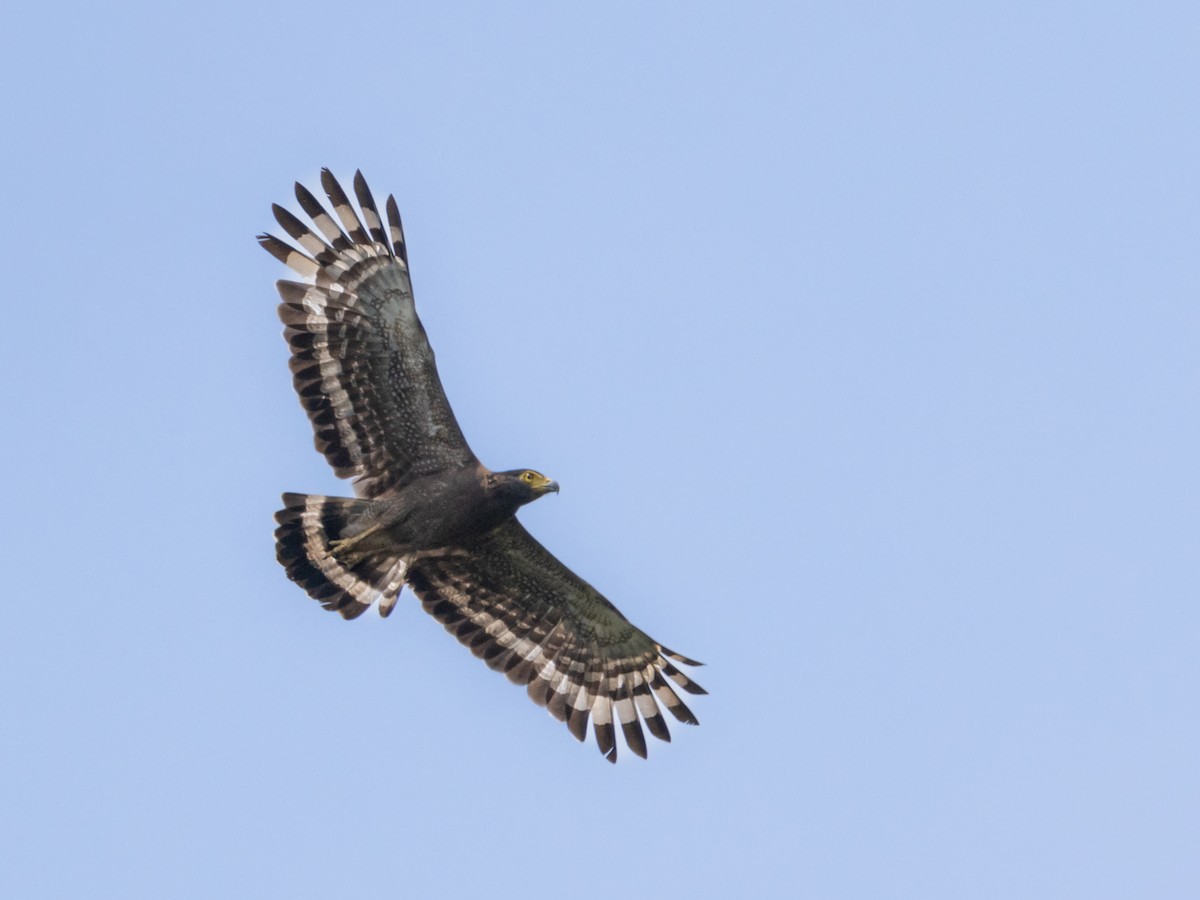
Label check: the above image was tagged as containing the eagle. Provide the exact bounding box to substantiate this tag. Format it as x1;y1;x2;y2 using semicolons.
259;169;705;762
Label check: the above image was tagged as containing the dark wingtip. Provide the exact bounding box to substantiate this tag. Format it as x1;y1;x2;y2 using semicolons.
643;713;671;743
622;720;648;759
566;707;589;742
595;720;616;762
319;168;341;198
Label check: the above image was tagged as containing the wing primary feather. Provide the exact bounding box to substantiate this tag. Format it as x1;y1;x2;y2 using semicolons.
632;667;670;743
320;168;370;244
257;234;318;278
592;657;619;763
658;645;704;667
614;674;647;759
592;669;617;763
294;181;352;250
661;660;708;695
352;170;390;249
649;669;698;726
385;195;409;265
271;204;337;264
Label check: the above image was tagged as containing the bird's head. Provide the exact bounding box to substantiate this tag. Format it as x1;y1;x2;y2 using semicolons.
488;468;560;505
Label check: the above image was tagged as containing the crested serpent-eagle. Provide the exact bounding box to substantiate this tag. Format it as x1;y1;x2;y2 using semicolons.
260;169;705;762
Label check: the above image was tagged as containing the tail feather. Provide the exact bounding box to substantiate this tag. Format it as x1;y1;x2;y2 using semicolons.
274;493;407;619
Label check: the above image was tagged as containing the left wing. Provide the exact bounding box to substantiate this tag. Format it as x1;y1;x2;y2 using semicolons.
259;169;476;498
406;520;705;762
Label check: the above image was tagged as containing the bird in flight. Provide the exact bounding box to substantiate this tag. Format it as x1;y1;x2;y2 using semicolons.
259;170;705;762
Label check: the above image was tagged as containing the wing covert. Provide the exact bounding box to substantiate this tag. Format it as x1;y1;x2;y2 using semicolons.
260;169;475;497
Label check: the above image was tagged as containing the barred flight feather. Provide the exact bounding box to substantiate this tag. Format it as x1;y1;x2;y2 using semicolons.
294;182;354;252
384;195;408;263
632;667;670;742
352;170;390;248
321;168;371;246
614;676;647;760
592;689;616;762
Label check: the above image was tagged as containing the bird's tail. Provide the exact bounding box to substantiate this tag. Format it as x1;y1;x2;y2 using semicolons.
274;492;408;619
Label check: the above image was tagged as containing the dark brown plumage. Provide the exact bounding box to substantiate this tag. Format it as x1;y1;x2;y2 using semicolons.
261;169;704;762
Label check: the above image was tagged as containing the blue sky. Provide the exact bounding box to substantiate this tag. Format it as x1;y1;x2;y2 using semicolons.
3;2;1197;897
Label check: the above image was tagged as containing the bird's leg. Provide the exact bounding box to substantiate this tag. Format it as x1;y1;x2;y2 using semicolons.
328;522;385;559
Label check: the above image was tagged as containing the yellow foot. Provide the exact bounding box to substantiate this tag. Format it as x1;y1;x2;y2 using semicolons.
328;522;383;560
328;537;354;556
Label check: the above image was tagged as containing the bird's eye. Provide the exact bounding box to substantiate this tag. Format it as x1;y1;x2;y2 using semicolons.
522;471;535;482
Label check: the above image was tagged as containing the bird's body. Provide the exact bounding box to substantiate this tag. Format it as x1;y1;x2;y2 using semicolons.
329;467;558;559
260;170;704;762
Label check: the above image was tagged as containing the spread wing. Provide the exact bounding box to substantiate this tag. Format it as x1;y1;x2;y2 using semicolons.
406;520;706;762
259;169;475;498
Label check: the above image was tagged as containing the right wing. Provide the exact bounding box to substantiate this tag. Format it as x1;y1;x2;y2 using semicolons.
259;169;476;498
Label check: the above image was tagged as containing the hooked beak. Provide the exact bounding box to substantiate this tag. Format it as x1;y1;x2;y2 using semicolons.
542;480;560;495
